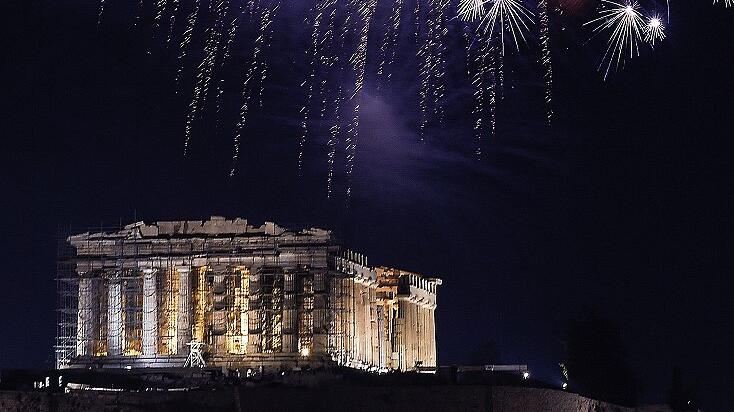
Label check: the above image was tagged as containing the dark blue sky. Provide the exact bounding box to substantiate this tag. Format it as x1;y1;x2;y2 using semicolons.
2;0;733;409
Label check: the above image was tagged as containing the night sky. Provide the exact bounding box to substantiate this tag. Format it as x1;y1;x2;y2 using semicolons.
2;0;733;410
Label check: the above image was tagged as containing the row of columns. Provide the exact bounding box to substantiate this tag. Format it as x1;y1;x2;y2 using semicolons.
76;267;192;358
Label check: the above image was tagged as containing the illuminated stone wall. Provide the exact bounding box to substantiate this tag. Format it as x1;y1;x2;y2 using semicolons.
62;217;441;372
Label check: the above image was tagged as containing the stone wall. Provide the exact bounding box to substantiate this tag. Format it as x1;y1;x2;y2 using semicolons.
0;386;674;412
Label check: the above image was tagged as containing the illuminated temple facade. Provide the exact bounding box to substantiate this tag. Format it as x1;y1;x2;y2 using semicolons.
56;217;441;373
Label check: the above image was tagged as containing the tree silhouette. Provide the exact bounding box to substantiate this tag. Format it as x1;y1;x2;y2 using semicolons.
563;312;639;406
468;339;501;365
669;366;701;411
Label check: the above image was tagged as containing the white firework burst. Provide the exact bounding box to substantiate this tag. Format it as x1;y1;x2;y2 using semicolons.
713;0;733;7
459;0;485;22
459;0;534;54
644;15;665;46
585;1;645;79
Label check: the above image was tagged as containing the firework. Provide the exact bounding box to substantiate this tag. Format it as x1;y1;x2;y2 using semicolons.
326;86;342;198
134;0;145;28
183;0;228;156
466;28;499;158
255;3;279;110
585;1;645;80
459;0;535;54
297;0;331;175
416;2;429;140
174;0;202;91
167;0;180;43
431;0;449;124
644;15;665;46
97;0;106;28
459;0;485;22
714;0;733;7
345;0;377;200
317;6;337;121
230;4;277;177
376;0;403;89
214;6;242;128
415;0;449;139
538;0;553;124
326;3;346;198
153;0;168;37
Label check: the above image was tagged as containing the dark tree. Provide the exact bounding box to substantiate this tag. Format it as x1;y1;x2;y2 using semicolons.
563;313;639;406
468;339;501;365
669;366;701;412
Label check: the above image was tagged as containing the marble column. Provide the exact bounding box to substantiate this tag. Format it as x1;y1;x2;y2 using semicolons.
142;269;158;356
76;274;98;357
177;267;192;354
107;273;124;356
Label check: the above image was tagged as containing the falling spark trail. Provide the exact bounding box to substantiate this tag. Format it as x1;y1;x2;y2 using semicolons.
538;0;553;124
414;0;421;42
167;0;180;43
497;48;504;99
325;2;346;198
297;0;331;175
486;40;499;149
416;1;429;140
174;0;201;92
465;29;485;158
153;0;168;38
230;4;277;177
326;86;342;198
97;0;106;28
215;12;241;128
431;0;449;124
714;0;733;7
585;1;645;80
416;0;449;138
345;0;377;200
315;2;337;131
466;29;498;158
248;0;259;17
377;0;403;89
255;4;279;110
134;0;145;28
183;0;228;156
199;0;230;113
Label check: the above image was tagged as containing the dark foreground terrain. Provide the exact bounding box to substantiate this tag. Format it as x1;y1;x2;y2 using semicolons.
0;385;676;412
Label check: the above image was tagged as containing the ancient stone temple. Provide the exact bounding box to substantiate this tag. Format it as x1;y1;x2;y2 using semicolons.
56;217;441;373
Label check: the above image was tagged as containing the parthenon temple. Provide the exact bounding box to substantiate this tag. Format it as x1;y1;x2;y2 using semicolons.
56;217;441;373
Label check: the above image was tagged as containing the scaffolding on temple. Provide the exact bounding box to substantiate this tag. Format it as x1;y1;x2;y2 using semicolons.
56;217;440;373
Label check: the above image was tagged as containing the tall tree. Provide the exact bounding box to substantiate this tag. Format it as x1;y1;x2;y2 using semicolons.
563;312;639;406
669;366;701;411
